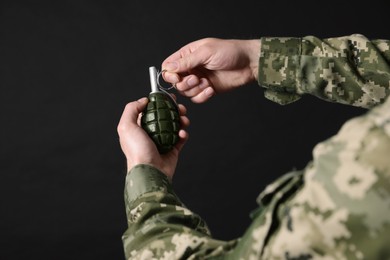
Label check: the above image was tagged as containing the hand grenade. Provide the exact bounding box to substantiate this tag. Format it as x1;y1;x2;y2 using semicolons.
141;66;180;154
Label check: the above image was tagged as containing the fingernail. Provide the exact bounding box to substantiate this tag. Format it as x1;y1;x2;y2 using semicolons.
165;62;178;71
187;76;198;87
205;87;214;97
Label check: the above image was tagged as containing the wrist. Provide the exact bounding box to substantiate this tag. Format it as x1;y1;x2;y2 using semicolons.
127;160;175;182
242;39;261;82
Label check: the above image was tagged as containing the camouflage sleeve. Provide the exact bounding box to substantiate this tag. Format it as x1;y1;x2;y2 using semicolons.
258;34;390;108
122;164;238;259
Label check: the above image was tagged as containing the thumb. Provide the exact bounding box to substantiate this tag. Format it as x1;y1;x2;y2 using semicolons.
164;50;208;73
117;97;148;132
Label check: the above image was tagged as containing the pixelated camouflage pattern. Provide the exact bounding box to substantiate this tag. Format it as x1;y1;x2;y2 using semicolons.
123;35;390;259
259;34;390;108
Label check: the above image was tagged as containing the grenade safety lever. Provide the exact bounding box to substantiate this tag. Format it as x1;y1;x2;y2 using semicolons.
141;66;180;154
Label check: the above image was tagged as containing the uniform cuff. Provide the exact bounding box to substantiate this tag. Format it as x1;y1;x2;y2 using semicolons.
258;37;302;105
125;164;174;204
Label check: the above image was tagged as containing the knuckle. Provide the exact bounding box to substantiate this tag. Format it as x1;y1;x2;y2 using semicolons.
117;123;128;134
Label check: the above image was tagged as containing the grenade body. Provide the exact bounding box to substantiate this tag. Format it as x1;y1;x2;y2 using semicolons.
141;92;180;154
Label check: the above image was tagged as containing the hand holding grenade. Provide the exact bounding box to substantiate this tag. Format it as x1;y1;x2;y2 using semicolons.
141;66;180;154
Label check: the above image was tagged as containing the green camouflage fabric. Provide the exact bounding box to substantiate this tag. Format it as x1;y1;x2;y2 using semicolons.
259;34;390;107
122;34;390;259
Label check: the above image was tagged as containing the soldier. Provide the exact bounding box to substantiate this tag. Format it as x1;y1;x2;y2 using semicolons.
117;35;390;259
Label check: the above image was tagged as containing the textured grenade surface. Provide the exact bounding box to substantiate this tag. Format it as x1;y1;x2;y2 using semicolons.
141;92;180;153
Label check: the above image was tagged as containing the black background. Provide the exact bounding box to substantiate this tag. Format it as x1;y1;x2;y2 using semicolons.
1;1;388;259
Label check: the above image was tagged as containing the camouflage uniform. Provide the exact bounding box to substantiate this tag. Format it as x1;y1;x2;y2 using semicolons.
122;34;390;259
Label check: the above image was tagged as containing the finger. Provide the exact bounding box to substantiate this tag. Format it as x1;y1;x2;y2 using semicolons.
175;129;189;153
178;78;209;97
163;73;203;92
163;48;209;74
190;87;215;103
180;115;190;128
117;97;148;133
162;41;197;67
174;75;200;92
178;104;187;116
162;71;180;84
162;48;187;66
137;112;142;126
170;93;177;101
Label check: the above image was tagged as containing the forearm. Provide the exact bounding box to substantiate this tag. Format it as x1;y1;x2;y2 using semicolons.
258;34;390;108
122;164;236;259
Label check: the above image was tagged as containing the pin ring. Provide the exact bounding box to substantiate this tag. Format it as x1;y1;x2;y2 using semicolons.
157;69;177;91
